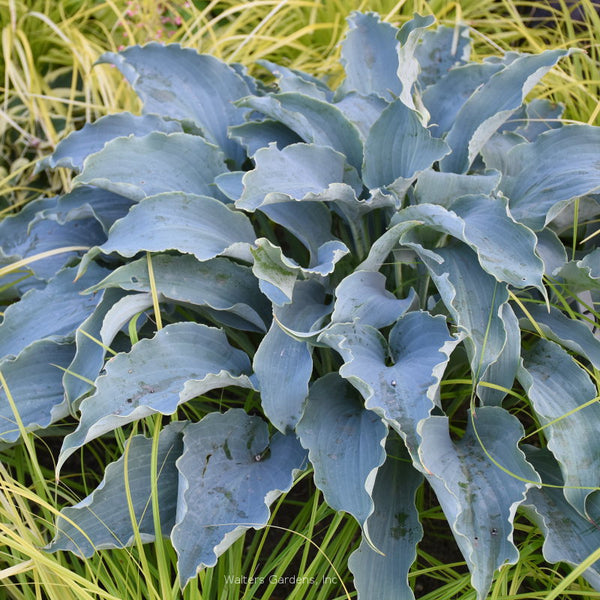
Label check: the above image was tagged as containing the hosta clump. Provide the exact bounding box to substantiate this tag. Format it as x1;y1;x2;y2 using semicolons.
1;11;600;598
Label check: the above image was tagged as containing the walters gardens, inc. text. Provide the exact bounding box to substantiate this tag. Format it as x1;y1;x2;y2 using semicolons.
224;574;340;586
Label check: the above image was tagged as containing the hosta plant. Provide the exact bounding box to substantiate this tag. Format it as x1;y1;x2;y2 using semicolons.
1;11;600;599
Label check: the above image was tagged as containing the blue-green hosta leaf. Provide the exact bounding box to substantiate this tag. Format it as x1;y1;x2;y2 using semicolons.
258;201;341;267
297;373;387;530
518;339;600;518
172;409;307;584
254;323;311;433
57;322;255;473
405;241;510;385
477;303;520;406
86;254;270;333
398;195;544;289
38;113;182;172
228;120;303;157
236;143;349;212
333;93;388;141
480;131;528;174
257;60;332;101
414;170;501;208
63;288;129;407
356;220;422;272
554;248;600;292
331;270;416;329
319;311;458;459
415;24;471;88
517;303;600;369
214;171;243;202
0;264;108;360
48;422;185;556
440;49;571;173
73;132;227;202
521;446;600;590
395;14;435;115
348;437;423;600
418;407;540;600
236;93;363;172
98;44;252;164
423;62;503;137
363;99;450;191
0;196;106;281
0;341;74;442
80;193;255;273
98;293;154;349
34;186;135;234
534;228;568;276
254;280;330;432
251;238;348;305
511;98;564;141
500;125;600;230
338;11;402;100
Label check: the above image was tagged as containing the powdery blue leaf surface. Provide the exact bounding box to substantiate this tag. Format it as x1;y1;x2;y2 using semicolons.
534;228;568;276
338;11;402;100
254;281;330;432
257;60;332;101
82;193;255;269
405;241;510;385
98;44;252;164
440;49;571;173
97;293;154;349
331;270;416;329
87;254;270;333
172;409;307;584
0;340;74;442
35;186;135;234
0;196;106;281
251;238;348;305
414;170;501;208
57;322;255;472
73;132;227;201
0;264;108;360
501;125;600;229
418;407;540;600
477;303;520;406
228;120;303;159
333;93;388;141
363;99;450;190
398;196;544;289
38;113;182;172
348;437;423;600
480;131;528;174
257;201;337;264
63;288;129;406
236;143;348;211
518;339;600;518
319;311;458;459
356;220;422;272
423;62;503;137
512;98;564;141
48;422;185;556
395;14;436;113
516;303;600;369
554;248;600;292
415;24;471;88
297;374;387;529
521;446;600;590
237;93;363;172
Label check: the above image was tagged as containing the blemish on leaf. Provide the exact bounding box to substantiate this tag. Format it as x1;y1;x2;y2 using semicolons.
223;440;232;460
390;511;408;539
